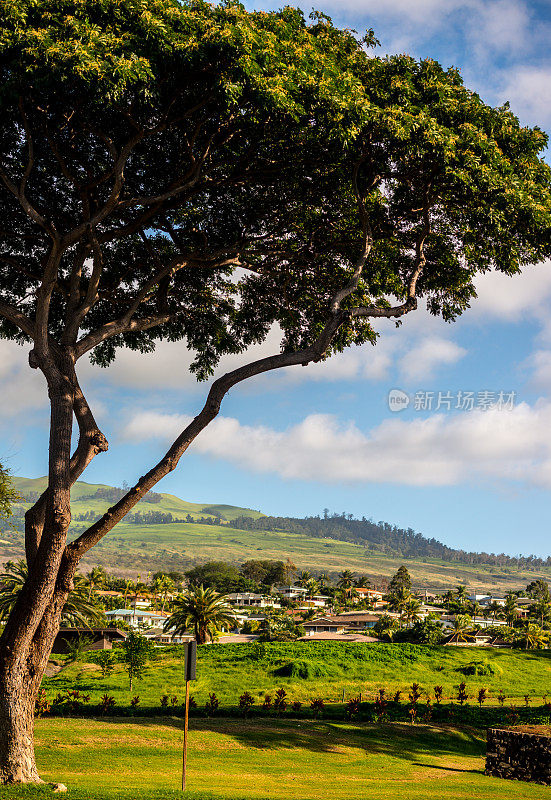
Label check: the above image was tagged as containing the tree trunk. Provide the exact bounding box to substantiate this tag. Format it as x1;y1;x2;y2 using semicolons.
0;357;74;784
0;672;41;783
0;586;68;783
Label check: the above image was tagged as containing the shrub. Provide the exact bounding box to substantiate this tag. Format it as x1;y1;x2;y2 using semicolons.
408;683;421;705
345;697;360;720
460;660;495;676
239;691;255;716
291;701;302;713
160;695;169;708
171;695;178;707
52;689;90;714
393;690;402;704
272;660;338;679
434;686;443;705
457;682;468;705
310;698;324;718
205;693;219;716
274;688;287;714
497;689;506;706
100;694;116;714
131;696;140;708
35;689;50;718
262;694;273;710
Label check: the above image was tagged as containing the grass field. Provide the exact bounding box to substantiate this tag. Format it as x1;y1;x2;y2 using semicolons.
4;717;551;800
44;641;551;708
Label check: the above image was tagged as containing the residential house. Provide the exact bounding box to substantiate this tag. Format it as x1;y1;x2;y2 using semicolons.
227;592;281;608
105;608;168;628
51;627;127;654
303;617;346;635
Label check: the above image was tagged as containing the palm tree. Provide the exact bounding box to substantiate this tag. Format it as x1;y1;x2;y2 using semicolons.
164;585;237;644
305;578;319;598
296;570;312;588
387;586;412;620
488;601;503;622
338;570;355;593
0;561;104;626
504;593;518;627
355;575;371;588
318;572;330;591
533;597;551;627
520;623;549;650
455;585;468;609
447;614;475;645
401;596;421;627
86;566;106;600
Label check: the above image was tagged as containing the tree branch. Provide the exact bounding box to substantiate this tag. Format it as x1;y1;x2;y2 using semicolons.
0;299;34;338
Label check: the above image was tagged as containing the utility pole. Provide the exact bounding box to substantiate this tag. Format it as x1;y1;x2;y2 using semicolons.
182;641;197;792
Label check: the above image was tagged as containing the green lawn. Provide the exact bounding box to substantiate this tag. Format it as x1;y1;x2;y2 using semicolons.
45;641;551;708
3;717;551;800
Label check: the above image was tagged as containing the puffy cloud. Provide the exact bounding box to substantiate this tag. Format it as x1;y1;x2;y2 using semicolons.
469;261;551;322
498;65;551;128
121;398;551;489
0;341;47;420
398;337;466;382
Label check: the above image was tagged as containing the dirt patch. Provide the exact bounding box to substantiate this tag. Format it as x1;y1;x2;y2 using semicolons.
497;725;551;735
44;661;63;678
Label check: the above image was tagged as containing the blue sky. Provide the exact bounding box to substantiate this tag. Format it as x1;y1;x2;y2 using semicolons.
3;0;551;558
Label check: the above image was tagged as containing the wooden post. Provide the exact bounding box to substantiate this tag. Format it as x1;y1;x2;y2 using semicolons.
182;678;189;791
341;688;345;703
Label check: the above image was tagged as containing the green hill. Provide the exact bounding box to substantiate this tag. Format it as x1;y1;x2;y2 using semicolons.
10;476;264;523
2;476;550;592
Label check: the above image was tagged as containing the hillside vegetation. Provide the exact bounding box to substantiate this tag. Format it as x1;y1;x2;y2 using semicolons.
3;477;550;590
45;641;551;707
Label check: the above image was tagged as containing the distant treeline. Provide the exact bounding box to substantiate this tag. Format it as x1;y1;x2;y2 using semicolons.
229;513;551;568
74;510;223;526
78;486;163;504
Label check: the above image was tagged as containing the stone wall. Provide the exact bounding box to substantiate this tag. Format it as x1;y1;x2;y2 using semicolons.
486;727;551;784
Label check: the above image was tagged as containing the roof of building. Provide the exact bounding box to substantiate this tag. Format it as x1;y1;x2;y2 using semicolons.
299;632;378;642
303;617;345;628
56;627;127;638
332;612;380;622
106;608;167;617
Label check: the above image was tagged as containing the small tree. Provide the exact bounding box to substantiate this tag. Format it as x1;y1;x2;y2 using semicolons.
121;632;154;692
96;651;115;680
477;688;488;707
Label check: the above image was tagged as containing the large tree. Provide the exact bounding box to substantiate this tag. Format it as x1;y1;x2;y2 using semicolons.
0;0;550;784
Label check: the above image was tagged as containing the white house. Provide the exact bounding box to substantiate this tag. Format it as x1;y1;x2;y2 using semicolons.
227;593;281;608
105;608;168;628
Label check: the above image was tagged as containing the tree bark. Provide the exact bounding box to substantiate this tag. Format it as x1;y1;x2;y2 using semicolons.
0;352;74;784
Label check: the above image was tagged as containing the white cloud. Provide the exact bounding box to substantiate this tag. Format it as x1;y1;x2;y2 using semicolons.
470;261;551;322
121;398;551;489
527;349;551;389
499;65;551;127
398;337;466;382
0;341;47;420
